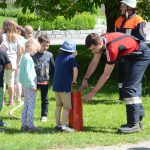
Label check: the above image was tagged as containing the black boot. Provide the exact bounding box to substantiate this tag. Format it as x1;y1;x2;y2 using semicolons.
120;104;144;129
120;105;130;127
118;104;141;134
118;88;124;101
120;121;143;129
139;104;144;129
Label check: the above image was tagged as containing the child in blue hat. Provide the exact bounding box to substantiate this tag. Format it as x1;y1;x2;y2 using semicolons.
53;40;78;132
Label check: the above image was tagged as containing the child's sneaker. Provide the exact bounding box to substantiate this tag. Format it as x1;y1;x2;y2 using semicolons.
18;100;24;105
60;125;75;132
41;116;47;122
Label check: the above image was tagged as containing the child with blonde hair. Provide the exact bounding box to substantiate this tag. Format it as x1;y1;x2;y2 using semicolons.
1;20;22;105
14;25;26;103
24;25;34;39
19;38;41;132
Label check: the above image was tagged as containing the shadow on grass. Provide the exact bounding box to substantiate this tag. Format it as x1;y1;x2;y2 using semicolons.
1;116;20;120
83;126;117;134
3;127;59;134
49;97;55;101
2;126;120;135
85;99;122;105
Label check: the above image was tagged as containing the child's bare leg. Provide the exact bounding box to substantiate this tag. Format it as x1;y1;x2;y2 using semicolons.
16;82;22;102
61;108;69;126
55;105;62;126
8;86;14;104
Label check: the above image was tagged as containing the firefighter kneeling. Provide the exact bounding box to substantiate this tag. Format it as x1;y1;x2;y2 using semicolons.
80;32;150;134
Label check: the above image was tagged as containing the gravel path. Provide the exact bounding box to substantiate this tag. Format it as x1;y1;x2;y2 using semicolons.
74;141;150;150
53;141;150;150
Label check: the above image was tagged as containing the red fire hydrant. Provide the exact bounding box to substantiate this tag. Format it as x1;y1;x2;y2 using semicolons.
69;91;83;131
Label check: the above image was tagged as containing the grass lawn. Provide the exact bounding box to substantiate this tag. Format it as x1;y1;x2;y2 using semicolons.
0;45;150;150
0;35;149;149
0;16;17;28
1;82;150;150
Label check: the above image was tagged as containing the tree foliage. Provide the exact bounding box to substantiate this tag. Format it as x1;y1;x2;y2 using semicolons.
0;0;150;32
137;0;150;21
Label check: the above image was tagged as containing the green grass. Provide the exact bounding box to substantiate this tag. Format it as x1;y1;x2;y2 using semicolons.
0;32;150;149
1;45;150;150
1;84;150;150
0;16;17;28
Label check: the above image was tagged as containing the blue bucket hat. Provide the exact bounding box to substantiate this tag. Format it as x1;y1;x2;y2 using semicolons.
60;40;76;52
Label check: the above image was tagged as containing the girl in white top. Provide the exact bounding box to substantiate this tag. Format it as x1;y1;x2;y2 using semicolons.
14;25;26;103
1;20;22;105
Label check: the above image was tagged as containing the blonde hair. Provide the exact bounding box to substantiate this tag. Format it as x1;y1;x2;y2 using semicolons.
24;25;34;38
4;20;18;42
25;38;40;54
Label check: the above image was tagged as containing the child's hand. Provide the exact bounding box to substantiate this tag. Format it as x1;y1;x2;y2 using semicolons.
32;87;37;92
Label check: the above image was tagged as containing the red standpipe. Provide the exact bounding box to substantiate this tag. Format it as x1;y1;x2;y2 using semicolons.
69;91;83;131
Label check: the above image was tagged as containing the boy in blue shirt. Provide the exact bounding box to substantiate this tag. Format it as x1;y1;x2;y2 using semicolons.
53;40;78;132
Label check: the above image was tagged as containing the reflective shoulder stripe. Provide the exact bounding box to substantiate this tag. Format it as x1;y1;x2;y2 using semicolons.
124;97;142;104
106;35;130;47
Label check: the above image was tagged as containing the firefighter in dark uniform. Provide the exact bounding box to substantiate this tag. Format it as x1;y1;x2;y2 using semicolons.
80;32;150;133
115;0;146;130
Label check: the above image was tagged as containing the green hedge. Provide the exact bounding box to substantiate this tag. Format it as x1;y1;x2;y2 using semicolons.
17;12;96;30
50;45;111;80
49;45;150;95
0;7;22;17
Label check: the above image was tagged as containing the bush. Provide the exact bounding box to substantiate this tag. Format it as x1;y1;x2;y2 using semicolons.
50;45;150;92
17;12;96;30
0;7;22;17
49;45;105;80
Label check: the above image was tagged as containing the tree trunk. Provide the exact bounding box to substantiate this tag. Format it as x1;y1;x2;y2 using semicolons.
105;2;120;32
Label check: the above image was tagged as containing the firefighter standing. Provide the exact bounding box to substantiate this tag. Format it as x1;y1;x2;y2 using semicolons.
115;0;146;130
80;32;150;133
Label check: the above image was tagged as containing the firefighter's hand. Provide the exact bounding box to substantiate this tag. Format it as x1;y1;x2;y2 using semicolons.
84;91;96;102
80;78;88;90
